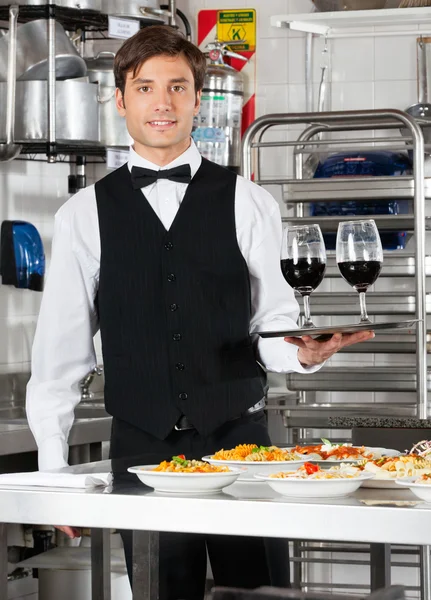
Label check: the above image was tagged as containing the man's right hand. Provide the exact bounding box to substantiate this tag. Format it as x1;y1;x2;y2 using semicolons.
56;525;82;539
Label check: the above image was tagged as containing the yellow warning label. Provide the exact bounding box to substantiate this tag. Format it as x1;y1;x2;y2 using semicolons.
216;9;256;52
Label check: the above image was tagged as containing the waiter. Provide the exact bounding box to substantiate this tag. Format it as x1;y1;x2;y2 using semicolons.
26;25;373;600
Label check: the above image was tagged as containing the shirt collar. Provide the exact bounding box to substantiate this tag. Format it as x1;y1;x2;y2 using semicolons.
127;138;202;180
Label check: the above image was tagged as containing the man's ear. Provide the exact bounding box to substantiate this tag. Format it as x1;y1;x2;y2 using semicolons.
194;90;202;115
115;88;126;116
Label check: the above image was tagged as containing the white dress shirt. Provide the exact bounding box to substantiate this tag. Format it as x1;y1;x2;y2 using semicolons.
27;139;320;472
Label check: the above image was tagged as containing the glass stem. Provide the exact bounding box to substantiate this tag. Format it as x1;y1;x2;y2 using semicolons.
302;294;313;327
359;291;370;323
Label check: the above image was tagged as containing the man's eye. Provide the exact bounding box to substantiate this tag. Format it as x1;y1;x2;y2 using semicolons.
138;86;150;93
172;86;185;92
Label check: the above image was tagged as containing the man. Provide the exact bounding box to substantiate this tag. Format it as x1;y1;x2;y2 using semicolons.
26;25;373;600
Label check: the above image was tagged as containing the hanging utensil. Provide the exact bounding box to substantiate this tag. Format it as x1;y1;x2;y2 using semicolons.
302;37;329;179
0;5;21;161
85;51;130;147
401;37;431;162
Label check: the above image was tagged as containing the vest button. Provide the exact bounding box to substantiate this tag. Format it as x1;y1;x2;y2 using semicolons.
164;242;173;250
176;362;185;371
170;303;178;311
173;333;182;341
179;392;188;400
167;273;176;282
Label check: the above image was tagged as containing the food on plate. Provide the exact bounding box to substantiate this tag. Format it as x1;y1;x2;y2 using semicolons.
361;455;431;480
415;473;431;484
211;444;298;462
269;462;363;480
151;455;230;473
409;440;431;457
291;438;374;461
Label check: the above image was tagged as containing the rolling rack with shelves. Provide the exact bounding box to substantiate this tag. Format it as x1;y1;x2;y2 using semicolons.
242;108;428;421
242;107;431;599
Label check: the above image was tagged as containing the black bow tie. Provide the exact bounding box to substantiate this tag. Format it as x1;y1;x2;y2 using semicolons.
131;164;192;189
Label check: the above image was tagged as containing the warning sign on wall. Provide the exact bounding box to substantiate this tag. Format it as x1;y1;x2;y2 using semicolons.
216;9;256;52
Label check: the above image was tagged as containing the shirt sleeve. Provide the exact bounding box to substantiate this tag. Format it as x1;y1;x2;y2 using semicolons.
238;181;323;374
26;205;99;472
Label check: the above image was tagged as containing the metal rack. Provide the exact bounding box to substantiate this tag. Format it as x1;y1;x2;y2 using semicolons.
0;2;175;163
241;109;428;419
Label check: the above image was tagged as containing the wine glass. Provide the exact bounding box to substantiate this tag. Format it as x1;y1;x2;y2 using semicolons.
281;224;326;328
336;219;383;324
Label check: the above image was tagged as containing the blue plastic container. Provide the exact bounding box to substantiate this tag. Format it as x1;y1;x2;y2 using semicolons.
0;220;45;291
311;151;412;250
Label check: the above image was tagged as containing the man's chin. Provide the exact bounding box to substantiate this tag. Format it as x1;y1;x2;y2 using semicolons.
134;134;190;150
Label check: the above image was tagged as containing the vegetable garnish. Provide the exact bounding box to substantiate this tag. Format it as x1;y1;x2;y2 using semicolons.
304;462;320;475
251;446;270;454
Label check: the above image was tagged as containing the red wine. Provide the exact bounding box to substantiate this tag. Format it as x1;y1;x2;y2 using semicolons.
281;258;326;294
338;260;382;292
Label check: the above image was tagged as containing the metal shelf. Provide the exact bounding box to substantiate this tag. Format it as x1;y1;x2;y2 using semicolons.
282;214;422;231
0;5;107;31
270;7;431;36
266;397;418;428
339;338;418;354
282;176;431;203
18;142;106;157
286;367;431;393
298;291;430;315
324;253;431;278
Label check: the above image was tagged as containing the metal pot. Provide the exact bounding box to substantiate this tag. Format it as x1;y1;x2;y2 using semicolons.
0;20;87;81
0;80;100;144
0;0;101;8
85;52;130;147
101;0;166;23
313;0;386;9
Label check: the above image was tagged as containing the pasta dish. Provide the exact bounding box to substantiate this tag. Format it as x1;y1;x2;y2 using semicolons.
362;455;431;480
292;439;373;461
269;462;363;480
415;473;431;485
151;455;230;473
212;444;298;462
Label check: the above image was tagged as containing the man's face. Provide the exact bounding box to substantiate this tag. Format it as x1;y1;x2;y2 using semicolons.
115;53;201;154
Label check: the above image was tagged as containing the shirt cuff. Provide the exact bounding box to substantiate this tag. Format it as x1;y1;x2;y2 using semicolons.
290;347;326;374
256;335;325;374
37;436;69;472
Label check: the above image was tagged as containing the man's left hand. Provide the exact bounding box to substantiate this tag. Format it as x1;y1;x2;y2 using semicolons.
284;331;375;368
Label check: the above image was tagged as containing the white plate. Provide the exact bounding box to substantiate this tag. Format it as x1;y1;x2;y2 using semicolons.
282;446;400;465
202;455;307;481
395;477;431;502
128;465;244;494
361;478;400;489
254;472;374;499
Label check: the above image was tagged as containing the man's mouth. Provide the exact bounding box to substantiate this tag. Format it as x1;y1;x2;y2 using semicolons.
148;120;176;129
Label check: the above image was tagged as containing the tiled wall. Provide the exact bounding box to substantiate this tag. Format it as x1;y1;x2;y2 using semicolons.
0;0;425;392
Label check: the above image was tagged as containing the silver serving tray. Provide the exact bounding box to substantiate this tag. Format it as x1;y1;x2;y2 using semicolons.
256;319;420;339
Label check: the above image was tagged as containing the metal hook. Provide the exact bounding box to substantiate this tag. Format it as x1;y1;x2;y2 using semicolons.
323;32;329;55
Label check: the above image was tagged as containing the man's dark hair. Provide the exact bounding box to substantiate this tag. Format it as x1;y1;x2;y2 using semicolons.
114;25;207;96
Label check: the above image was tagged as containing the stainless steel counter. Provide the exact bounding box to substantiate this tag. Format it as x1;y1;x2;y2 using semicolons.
1;460;431;600
0;416;112;457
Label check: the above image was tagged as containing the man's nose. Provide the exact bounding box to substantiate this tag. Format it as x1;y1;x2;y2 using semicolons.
153;89;172;111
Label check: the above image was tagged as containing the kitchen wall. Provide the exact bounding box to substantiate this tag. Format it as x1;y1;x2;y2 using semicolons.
0;0;424;384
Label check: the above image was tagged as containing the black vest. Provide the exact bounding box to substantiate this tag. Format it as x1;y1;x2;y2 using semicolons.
95;158;265;439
